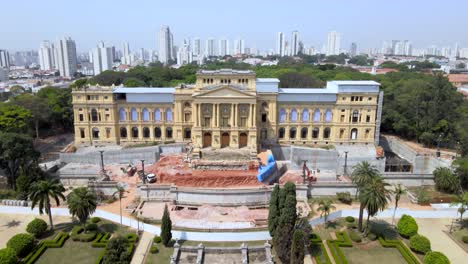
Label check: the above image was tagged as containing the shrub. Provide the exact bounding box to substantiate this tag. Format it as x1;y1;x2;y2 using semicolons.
153;236;162;244
349;230;362;243
71;225;96;242
346;222;358;229
91;217;101;223
345;216;355;223
0;189;17;199
367;233;377;241
423;251;450;264
397;214;418;238
336;192;352;205
86;223;98;231
125;233;138;242
462;235;468;244
150;245;159;254
102;236;132;264
26;218;48;237
433;167;459;193
7;233;35;257
0;248;17;264
379;237;419;264
409;234;431;254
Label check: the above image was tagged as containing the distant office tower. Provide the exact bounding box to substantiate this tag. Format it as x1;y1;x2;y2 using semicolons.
276;32;285;56
56;37;77;78
121;42;132;65
326;31;341;56
158;25;174;64
0;67;8;82
192;38;202;56
0;50;10;69
291;31;299;56
234;39;245;55
350;42;357;57
219;39;229;56
298;41;304;55
38;41;55;70
454;43;460;58
177;42;192;65
205;39;216;57
92;41;114;75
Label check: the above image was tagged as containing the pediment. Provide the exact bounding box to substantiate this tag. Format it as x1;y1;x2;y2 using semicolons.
194;86;255;98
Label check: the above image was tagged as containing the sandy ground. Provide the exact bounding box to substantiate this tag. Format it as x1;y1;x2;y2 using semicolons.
0;214;73;248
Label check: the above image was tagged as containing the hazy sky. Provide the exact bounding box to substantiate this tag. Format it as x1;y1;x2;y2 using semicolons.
2;0;468;52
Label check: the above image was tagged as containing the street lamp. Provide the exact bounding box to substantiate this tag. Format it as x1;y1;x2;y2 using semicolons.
141;159;146;184
343;151;349;177
99;151;105;174
436;134;442;158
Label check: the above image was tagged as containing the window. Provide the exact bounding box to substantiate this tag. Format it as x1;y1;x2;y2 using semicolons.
312;128;319;139
240;117;247;127
352;110;359;123
261;113;267;123
104;96;108;100
92;127;99;139
154;127;161;138
350;128;358;140
221;117;229;127
302;109;309;122
290;109;298;122
166;127;173;138
143;127;150;138
154;109;161;122
360;96;363;101
324;109;332;122
91;109;98;122
184;128;191;139
278;127;285;139
105;114;110;121
131;127;138;138
279;109;286;123
324;127;331;139
339;129;345;139
131;108;137;121
313;109;321;122
165;108;173;122
80;128;85;138
368;97;372;101
120;127;127;138
142;108;149;121
79;114;84;121
184;112;192;122
204;117;211;127
87;95;91;100
351;96;355;102
289;127;297;139
366;115;371;123
106;128;111;138
340;115;345;122
119;108;126;121
301;127;308;139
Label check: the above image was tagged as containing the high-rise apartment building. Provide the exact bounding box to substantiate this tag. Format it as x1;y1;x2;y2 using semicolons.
206;38;216;57
0;50;10;69
192;38;202;56
326;31;341;56
234;39;245;55
121;42;132;65
291;31;299;56
92;41;114;75
158;25;174;64
39;41;55;70
56;37;77;78
219;39;229;57
350;43;357;57
276;32;285;57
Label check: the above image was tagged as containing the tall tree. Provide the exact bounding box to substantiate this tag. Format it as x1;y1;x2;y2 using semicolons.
317;199;336;224
290;229;305;264
274;194;297;264
160;204;172;246
360;178;391;231
392;184;406;225
0;104;31;133
113;185;128;226
67;187;97;228
11;94;51;138
37;87;73;131
29;179;65;230
268;184;280;236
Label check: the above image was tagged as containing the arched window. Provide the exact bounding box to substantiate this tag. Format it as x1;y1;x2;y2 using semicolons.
143;127;150;138
325;109;332;122
184;128;191;139
165;108;173;122
302;109;309;122
131;108;137;121
350;128;358;140
301;127;308;139
120;127;127;138
278;127;285;139
352;110;359;123
119;108;126;121
142;108;149;121
290;127;297;139
279;109;286;123
166;127;173;138
312;127;319;139
131;127;138;138
313;109;321;122
92;127;99;139
154;109;161;122
91;109;98;122
154;127;161;138
290;109;298;122
324;127;331;139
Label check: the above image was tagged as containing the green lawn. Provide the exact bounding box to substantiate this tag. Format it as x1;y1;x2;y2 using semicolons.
448;227;468;252
145;245;173;264
341;243;407;264
35;240;104;264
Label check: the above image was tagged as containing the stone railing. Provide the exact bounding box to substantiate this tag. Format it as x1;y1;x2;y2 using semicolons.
1;199;30;207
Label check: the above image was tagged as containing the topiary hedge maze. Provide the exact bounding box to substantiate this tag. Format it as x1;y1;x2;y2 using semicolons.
22;232;69;264
325;232;352;264
309;233;332;264
378;237;419;264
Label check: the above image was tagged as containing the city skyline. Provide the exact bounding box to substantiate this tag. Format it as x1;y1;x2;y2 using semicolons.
1;0;468;52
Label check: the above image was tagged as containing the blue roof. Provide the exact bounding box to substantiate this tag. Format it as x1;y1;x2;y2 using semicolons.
113;87;175;94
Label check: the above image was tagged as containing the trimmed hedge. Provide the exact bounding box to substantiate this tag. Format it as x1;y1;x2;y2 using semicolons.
71;226;97;242
462;235;468;244
346;222;358;229
326;232;352;264
7;233;35;257
367;233;377;241
0;248;17;264
153;236;162;244
309;233;331;264
397;215;418;238
345;216;355;223
423;251;450;264
124;233;138;243
348;230;362;243
86;223;98;231
26;219;48;238
91;217;101;223
409;234;431;254
150;245;159;254
91;233;111;248
22;232;69;264
378;237;419;264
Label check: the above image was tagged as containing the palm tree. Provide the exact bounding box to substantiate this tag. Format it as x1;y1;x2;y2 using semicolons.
360;178;391;231
451;192;468;223
351;161;381;231
392;184;406;225
113;185;128;226
29;178;65;230
67;187;97;229
317;199;336;225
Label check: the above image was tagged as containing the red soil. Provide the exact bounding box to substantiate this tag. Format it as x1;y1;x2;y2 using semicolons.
145;155;261;188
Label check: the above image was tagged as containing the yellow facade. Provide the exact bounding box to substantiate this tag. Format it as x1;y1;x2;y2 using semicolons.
72;69;381;151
